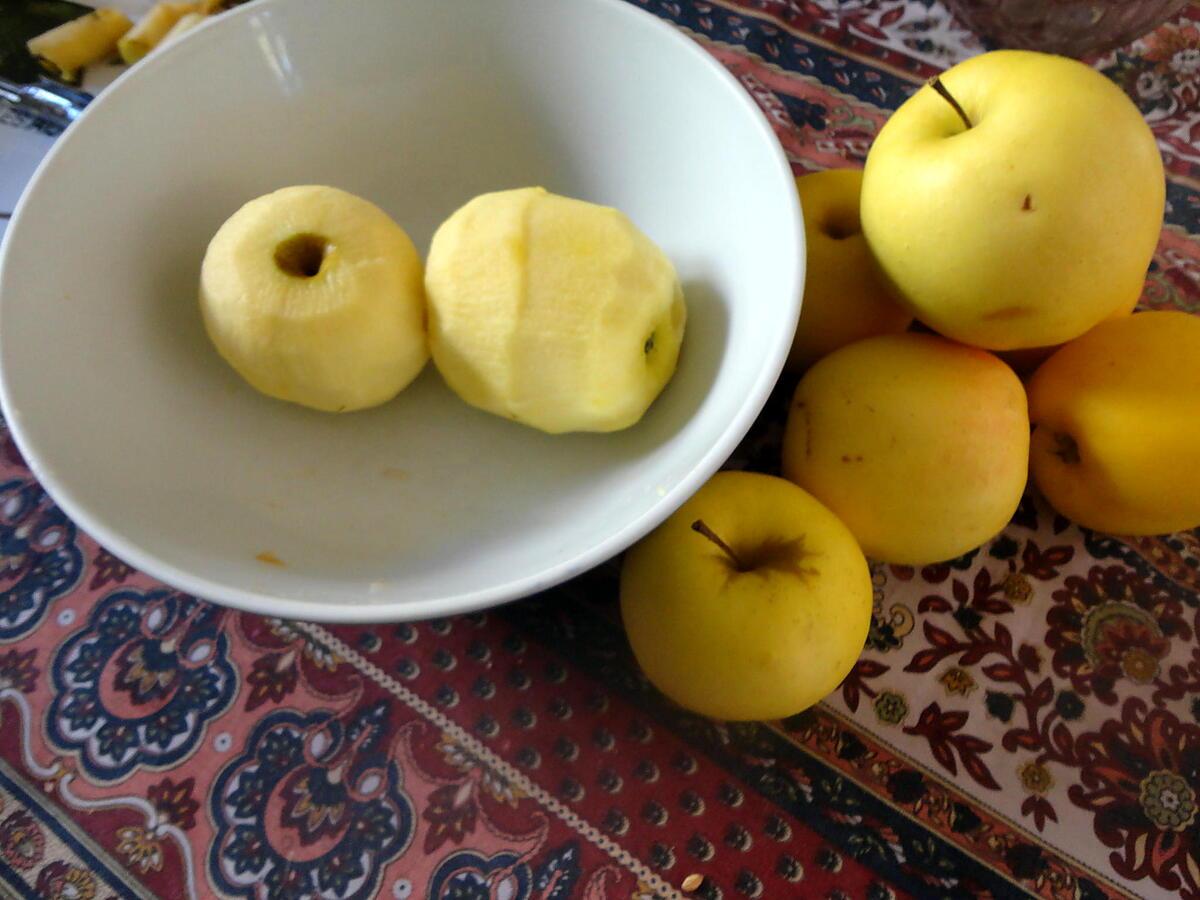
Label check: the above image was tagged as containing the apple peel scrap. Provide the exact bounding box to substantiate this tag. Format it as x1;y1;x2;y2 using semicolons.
26;9;133;84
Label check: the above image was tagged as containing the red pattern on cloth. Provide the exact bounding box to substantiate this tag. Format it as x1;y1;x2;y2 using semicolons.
0;2;1198;899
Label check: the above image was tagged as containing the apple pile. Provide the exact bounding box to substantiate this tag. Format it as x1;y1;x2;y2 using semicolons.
621;49;1200;722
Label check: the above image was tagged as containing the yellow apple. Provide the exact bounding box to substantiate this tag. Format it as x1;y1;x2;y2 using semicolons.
787;169;911;371
620;471;872;721
425;187;685;434
200;185;427;413
782;333;1029;564
1028;311;1200;535
861;50;1164;350
998;294;1140;376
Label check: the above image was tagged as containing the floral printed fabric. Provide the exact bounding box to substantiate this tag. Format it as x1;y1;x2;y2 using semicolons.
0;1;1198;899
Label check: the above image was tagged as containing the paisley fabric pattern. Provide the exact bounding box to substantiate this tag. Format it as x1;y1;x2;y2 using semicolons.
0;1;1198;898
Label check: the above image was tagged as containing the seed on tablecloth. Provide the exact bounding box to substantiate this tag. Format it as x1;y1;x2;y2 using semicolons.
681;873;704;892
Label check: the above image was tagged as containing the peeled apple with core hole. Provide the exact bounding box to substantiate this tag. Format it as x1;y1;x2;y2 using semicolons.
200;185;428;412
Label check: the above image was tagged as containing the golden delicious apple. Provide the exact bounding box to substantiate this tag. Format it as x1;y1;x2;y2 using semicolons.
861;50;1164;350
782;333;1029;564
1028;311;1200;535
620;471;871;721
788;169;911;371
200;185;428;412
425;188;685;434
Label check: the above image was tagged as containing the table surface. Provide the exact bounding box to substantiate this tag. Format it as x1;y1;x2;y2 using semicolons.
1;2;1199;899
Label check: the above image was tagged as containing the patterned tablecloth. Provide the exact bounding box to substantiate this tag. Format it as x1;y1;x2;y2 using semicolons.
1;2;1200;898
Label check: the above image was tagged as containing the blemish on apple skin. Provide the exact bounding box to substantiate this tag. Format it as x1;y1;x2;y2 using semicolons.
255;551;286;567
381;467;408;481
841;454;864;463
1022;194;1034;212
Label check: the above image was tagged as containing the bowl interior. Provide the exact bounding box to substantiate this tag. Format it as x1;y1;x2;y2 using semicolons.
0;0;801;620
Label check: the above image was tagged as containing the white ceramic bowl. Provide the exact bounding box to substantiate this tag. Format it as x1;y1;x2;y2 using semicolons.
0;0;802;622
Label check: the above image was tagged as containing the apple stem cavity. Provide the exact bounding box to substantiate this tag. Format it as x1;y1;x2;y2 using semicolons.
691;519;747;570
927;76;972;131
1052;432;1082;465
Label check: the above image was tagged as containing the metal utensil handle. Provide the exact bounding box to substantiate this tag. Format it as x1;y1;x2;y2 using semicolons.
0;76;93;127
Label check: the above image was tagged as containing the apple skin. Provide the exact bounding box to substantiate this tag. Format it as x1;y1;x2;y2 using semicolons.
1028;311;1200;535
999;294;1140;376
787;169;912;371
782;333;1029;565
861;50;1164;351
620;471;872;721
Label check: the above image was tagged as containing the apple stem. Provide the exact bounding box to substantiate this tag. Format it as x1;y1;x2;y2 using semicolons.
927;76;972;130
691;519;746;570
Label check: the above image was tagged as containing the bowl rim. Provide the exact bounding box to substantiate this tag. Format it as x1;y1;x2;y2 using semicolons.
0;0;803;623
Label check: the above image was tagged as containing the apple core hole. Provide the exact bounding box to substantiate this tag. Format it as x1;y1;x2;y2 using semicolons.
275;233;330;278
822;211;860;240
